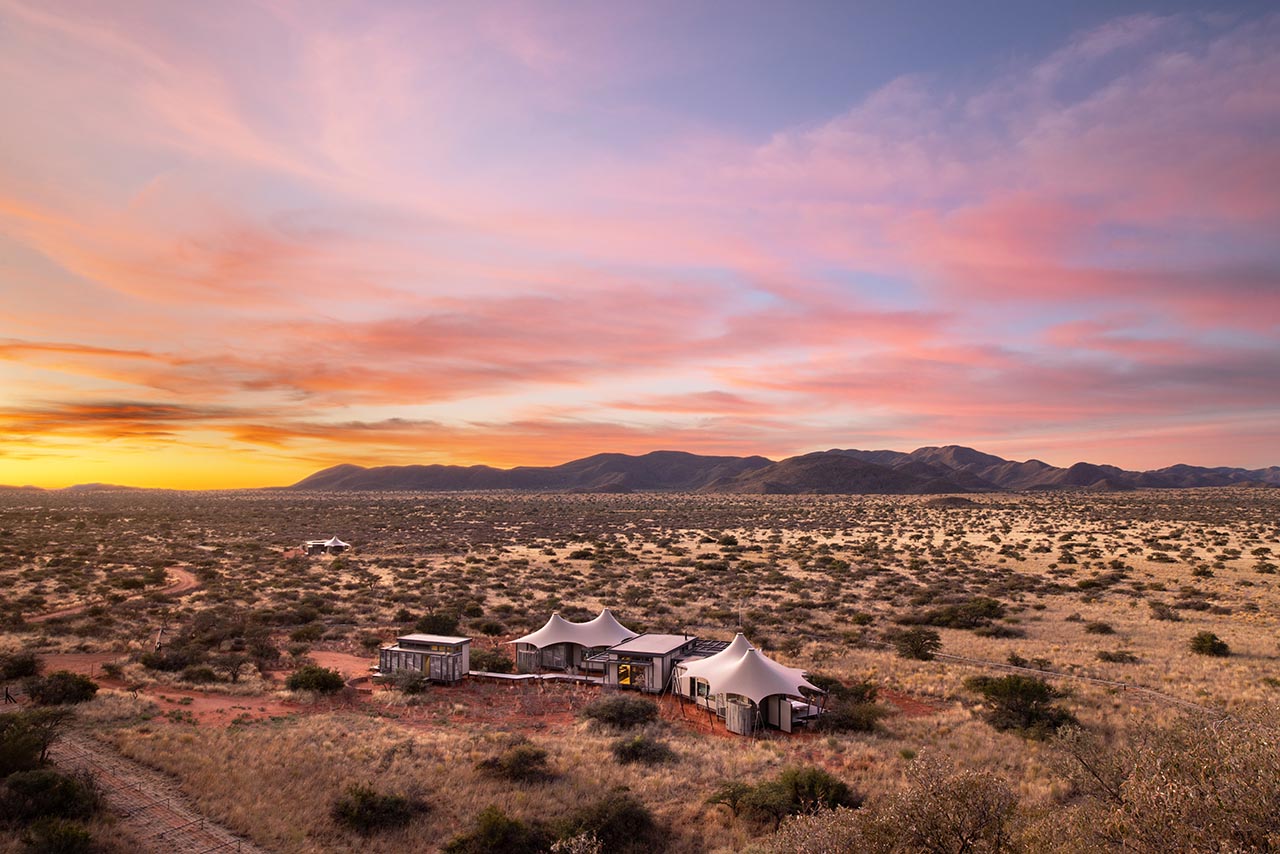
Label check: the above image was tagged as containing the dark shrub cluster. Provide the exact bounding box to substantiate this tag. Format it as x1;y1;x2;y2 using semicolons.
1189;631;1230;657
476;741;554;782
580;694;659;729
330;783;424;835
709;766;862;830
285;665;345;693
469;646;514;673
610;733;678;765
23;673;97;706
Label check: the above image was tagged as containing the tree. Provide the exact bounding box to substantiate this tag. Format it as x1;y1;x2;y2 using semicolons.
964;675;1075;737
211;653;251;683
889;627;942;661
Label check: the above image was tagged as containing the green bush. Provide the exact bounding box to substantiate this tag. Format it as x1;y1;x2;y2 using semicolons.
1;651;40;681
179;665;219;684
477;741;554;782
470;647;514;673
21;817;93;854
24;673;97;706
580;695;659;729
1189;632;1230;657
888;627;942;661
286;665;345;693
964;675;1075;737
0;770;100;822
1097;649;1140;664
290;623;325;642
558;790;662;854
330;783;423;835
739;766;861;830
443;806;551;854
415;612;460;635
899;597;1005;630
814;701;890;733
610;734;677;765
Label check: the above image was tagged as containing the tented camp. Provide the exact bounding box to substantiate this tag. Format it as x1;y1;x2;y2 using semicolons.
674;636;822;734
377;633;471;684
305;536;350;555
510;608;637;673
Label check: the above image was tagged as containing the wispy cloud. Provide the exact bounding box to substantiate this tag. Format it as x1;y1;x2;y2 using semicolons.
0;3;1277;484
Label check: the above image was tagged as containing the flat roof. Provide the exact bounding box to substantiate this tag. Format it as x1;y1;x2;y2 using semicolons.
609;633;696;655
396;633;471;645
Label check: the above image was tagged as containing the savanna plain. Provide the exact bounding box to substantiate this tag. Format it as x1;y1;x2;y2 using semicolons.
1;488;1278;853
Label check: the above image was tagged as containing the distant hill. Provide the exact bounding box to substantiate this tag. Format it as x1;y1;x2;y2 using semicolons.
289;445;1280;494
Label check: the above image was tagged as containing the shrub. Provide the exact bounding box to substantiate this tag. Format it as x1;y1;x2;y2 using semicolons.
1148;601;1180;621
964;675;1075;737
290;623;325;642
1053;715;1280;853
477;741;554;782
24;673;97;706
21;817;93;854
888;627;942;661
415;612;460;635
1097;649;1140;664
0;770;101;822
814;701;890;733
443;806;551;854
737;766;862;830
610;734;677;765
558;790;662;854
0;709;73;776
470;647;515;673
1;650;40;681
1083;621;1115;635
330;783;423;835
1189;632;1230;657
580;694;658;729
392;671;430;695
179;665;219;684
286;665;345;693
761;756;1015;854
900;597;1005;630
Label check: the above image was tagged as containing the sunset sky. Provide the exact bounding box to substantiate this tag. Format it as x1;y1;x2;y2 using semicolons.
2;1;1278;488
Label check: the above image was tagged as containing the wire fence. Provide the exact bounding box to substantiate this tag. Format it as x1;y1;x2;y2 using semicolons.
49;736;264;854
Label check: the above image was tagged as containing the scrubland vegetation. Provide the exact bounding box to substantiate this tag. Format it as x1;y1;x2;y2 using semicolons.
0;487;1278;851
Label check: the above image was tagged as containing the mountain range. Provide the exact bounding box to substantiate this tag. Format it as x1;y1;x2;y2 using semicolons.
290;446;1280;494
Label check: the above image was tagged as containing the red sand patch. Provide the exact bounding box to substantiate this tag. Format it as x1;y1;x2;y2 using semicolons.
880;688;946;717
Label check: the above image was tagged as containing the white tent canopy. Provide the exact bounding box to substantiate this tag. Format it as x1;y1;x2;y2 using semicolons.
678;632;753;683
322;537;349;548
510;608;637;650
699;647;819;705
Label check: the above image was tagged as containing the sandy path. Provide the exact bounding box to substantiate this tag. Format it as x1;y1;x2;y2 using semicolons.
28;567;201;624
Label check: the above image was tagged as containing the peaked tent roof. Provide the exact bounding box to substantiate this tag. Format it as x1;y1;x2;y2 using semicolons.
701;648;819;705
576;608;640;647
509;608;637;649
678;632;753;682
323;536;349;547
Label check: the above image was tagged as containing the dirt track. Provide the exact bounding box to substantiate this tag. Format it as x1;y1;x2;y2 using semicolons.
28;567;201;624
